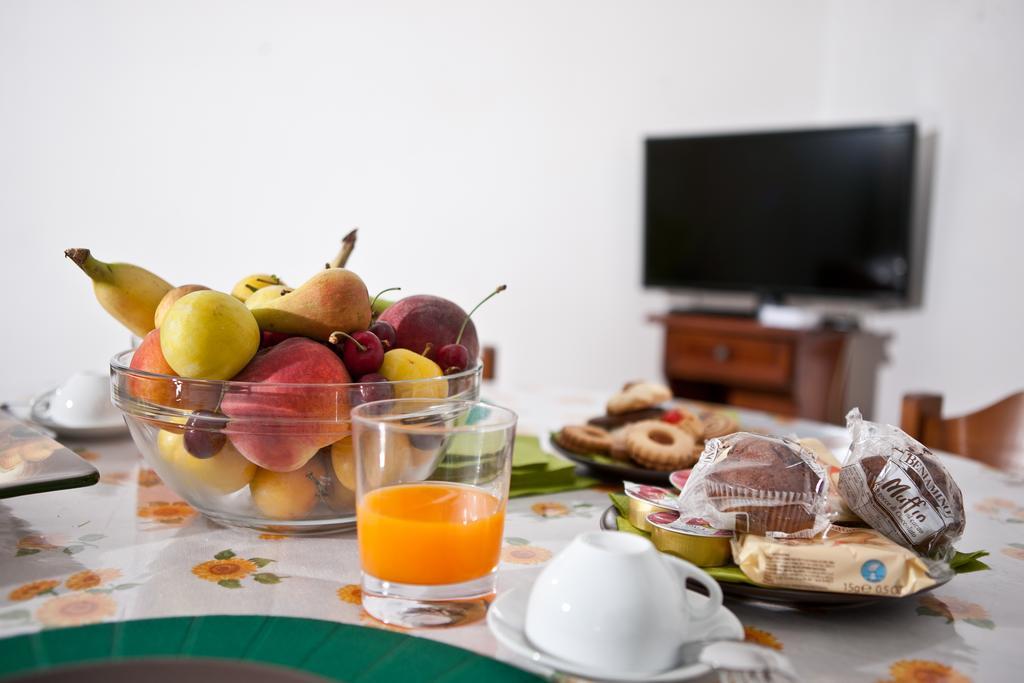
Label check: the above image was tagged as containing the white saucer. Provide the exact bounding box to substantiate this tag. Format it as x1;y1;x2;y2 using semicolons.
29;389;127;440
487;585;743;682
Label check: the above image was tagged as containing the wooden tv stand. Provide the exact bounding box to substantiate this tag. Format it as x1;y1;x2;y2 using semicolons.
651;313;851;424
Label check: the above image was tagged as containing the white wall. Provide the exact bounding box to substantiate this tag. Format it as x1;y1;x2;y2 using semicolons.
1;1;1021;424
820;0;1024;422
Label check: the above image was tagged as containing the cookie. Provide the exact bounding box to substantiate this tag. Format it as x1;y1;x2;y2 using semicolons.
700;411;739;440
625;420;698;471
588;407;667;430
609;426;634;461
556;425;613;455
606;382;672;415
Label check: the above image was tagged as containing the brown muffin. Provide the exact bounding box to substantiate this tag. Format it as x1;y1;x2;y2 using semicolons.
838;450;965;559
704;433;827;535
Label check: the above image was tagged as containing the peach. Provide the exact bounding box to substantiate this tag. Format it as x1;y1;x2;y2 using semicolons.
221;338;351;472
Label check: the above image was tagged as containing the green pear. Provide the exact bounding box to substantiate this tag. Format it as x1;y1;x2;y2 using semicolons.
249;268;371;340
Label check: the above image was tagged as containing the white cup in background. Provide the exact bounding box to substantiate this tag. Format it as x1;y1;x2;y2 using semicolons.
45;371;120;427
524;531;723;677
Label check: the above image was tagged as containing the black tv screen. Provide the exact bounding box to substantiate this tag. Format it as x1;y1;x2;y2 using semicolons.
643;124;917;301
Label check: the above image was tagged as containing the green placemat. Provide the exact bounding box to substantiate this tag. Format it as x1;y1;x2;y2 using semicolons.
0;615;540;682
509;436;596;498
608;493;991;585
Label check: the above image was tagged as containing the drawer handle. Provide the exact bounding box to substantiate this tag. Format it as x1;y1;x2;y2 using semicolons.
712;344;731;363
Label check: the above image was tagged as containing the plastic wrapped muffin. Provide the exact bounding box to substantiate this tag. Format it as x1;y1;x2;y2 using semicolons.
678;432;830;538
837;409;965;561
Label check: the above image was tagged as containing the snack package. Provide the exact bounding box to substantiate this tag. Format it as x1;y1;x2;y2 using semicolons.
677;432;830;539
732;525;943;597
837;409;965;562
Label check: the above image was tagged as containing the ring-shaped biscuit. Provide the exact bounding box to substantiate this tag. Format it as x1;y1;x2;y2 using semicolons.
626;420;698;471
556;425;613;455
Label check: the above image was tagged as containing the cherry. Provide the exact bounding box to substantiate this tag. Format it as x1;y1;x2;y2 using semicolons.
183;410;227;458
355;372;394;404
368;320;396;351
436;284;506;374
436;343;470;375
329;330;384;376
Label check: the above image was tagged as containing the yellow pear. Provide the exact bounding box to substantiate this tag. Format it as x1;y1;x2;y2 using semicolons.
249;268;371;341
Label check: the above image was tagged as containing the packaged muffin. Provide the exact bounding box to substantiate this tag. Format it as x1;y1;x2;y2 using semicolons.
838;409;965;562
678;432;830;538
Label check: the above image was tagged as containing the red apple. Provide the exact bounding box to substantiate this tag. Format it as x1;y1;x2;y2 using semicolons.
377;295;479;363
221;337;351;472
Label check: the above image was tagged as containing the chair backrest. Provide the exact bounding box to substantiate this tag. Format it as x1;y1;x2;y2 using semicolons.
900;391;1024;472
482;346;496;381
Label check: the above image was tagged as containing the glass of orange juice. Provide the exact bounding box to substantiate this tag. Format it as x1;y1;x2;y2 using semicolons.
351;398;517;628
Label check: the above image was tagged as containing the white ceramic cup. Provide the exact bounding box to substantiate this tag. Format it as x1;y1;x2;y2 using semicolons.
524;530;723;677
45;371;119;427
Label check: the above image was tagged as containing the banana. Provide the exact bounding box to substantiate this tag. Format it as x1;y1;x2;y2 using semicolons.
65;248;173;337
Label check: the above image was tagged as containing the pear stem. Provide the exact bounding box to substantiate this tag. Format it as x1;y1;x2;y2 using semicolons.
370;287;401;312
329;330;365;352
329;229;358;269
455;285;507;345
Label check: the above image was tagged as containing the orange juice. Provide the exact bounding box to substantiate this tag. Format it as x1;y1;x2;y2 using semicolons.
358;482;505;586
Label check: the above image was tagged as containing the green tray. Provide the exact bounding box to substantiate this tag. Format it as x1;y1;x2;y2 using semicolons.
0;615;540;682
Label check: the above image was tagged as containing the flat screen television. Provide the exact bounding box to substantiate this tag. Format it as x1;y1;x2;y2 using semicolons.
643;123;917;303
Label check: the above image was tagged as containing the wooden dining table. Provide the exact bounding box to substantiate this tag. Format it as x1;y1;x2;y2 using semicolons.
0;382;1019;682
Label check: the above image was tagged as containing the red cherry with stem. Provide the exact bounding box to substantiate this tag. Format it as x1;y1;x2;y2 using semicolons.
437;284;506;374
368;320;396;351
355;372;394;404
437;344;470;376
329;330;384;376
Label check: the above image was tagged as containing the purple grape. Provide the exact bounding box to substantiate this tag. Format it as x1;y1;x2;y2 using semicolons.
356;373;394;404
183;410;227;459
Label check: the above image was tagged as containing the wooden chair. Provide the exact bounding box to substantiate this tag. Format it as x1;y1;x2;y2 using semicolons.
482;346;496;381
900;391;1024;472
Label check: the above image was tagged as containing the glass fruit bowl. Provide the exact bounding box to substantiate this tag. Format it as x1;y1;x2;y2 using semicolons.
110;349;482;534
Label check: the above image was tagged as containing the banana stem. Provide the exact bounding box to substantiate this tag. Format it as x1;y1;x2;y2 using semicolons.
64;248;111;282
329;229;358;269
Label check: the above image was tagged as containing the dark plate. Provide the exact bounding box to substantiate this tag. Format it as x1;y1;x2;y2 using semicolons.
598;506;948;609
549;440;671;485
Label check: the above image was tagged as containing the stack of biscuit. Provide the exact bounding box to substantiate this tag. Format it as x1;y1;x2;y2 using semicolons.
554;381;740;472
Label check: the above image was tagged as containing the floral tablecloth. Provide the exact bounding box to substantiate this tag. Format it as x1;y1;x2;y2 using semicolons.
1;383;1021;682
